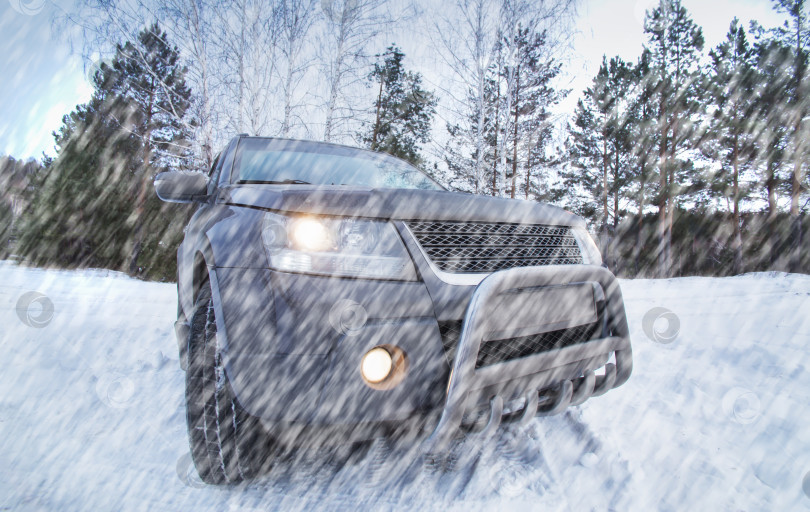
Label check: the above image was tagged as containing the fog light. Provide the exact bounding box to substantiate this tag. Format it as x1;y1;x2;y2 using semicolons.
361;347;393;384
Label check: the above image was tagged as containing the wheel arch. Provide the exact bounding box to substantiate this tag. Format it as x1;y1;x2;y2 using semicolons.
177;240;220;371
190;248;232;356
179;236;216;320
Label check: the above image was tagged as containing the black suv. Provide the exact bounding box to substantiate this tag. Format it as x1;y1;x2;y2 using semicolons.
155;135;633;484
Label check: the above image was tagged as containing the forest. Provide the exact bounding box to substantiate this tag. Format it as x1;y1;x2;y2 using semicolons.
1;0;809;280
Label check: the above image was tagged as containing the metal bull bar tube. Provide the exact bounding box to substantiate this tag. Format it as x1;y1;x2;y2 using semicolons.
422;265;633;456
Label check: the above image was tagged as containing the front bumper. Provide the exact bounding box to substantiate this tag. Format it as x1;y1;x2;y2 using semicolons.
421;264;632;454
210;262;631;440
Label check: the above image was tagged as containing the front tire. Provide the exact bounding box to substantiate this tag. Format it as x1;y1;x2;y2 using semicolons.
185;278;271;484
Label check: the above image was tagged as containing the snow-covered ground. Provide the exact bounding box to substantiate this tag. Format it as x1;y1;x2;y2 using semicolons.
1;261;809;511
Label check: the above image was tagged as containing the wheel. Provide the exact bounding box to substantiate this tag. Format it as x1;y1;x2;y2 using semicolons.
185;278;272;484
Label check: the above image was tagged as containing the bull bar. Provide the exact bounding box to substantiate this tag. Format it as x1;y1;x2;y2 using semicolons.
422;264;633;456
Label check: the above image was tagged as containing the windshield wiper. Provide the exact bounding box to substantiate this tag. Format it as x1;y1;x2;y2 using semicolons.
238;179;311;185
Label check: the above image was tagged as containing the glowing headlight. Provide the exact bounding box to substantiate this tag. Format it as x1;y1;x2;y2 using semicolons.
261;212;417;280
360;347;393;384
290;218;333;251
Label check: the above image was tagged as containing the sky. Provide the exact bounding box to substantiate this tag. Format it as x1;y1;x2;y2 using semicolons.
0;0;92;160
0;0;790;161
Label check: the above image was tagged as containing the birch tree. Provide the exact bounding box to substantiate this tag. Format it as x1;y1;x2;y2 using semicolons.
277;0;319;136
319;0;394;142
160;0;219;168
433;0;500;193
214;0;279;136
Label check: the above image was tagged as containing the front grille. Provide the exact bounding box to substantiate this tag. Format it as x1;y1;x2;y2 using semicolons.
439;320;600;369
407;221;583;273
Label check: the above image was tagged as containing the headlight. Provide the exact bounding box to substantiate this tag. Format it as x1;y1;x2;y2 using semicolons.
571;226;603;265
261;212;417;280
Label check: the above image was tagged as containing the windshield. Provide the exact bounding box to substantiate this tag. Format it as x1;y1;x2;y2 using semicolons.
232;138;444;190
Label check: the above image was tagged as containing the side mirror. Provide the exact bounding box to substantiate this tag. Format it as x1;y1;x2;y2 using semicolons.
154;171;209;203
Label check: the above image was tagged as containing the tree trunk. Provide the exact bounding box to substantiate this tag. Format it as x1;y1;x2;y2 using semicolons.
732;133;742;274
525;135;533;200
324;21;347;143
612;146;620;274
764;141;779;265
767;154;778;220
370;74;385;150
657;103;669;278
790;150;803;270
282;55;295;136
491;76;501;196
665;30;684;277
510;69;520;199
475;47;486;195
613;146;619;229
666;162;675;276
128;170;151;276
602;127;609;233
602;123;610;265
790;12;805;271
636;164;646;276
237;0;246;133
499;45;515;197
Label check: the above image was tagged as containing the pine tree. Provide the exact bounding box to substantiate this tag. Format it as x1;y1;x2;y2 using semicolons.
103;23;195;274
769;0;810;269
703;18;759;273
751;35;793;222
487;50;504;196
444;88;486;193
523;119;558;200
561;57;632;233
627;49;660;274
559;90;606;225
17;23;194;280
509;28;562;199
361;45;436;166
603;57;634;230
643;0;705;277
17;97;141;270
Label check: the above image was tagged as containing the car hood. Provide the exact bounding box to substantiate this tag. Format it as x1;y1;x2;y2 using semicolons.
221;185;585;227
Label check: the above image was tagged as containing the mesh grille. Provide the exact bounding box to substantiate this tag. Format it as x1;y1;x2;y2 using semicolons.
407;221;583;273
439;320;600;369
